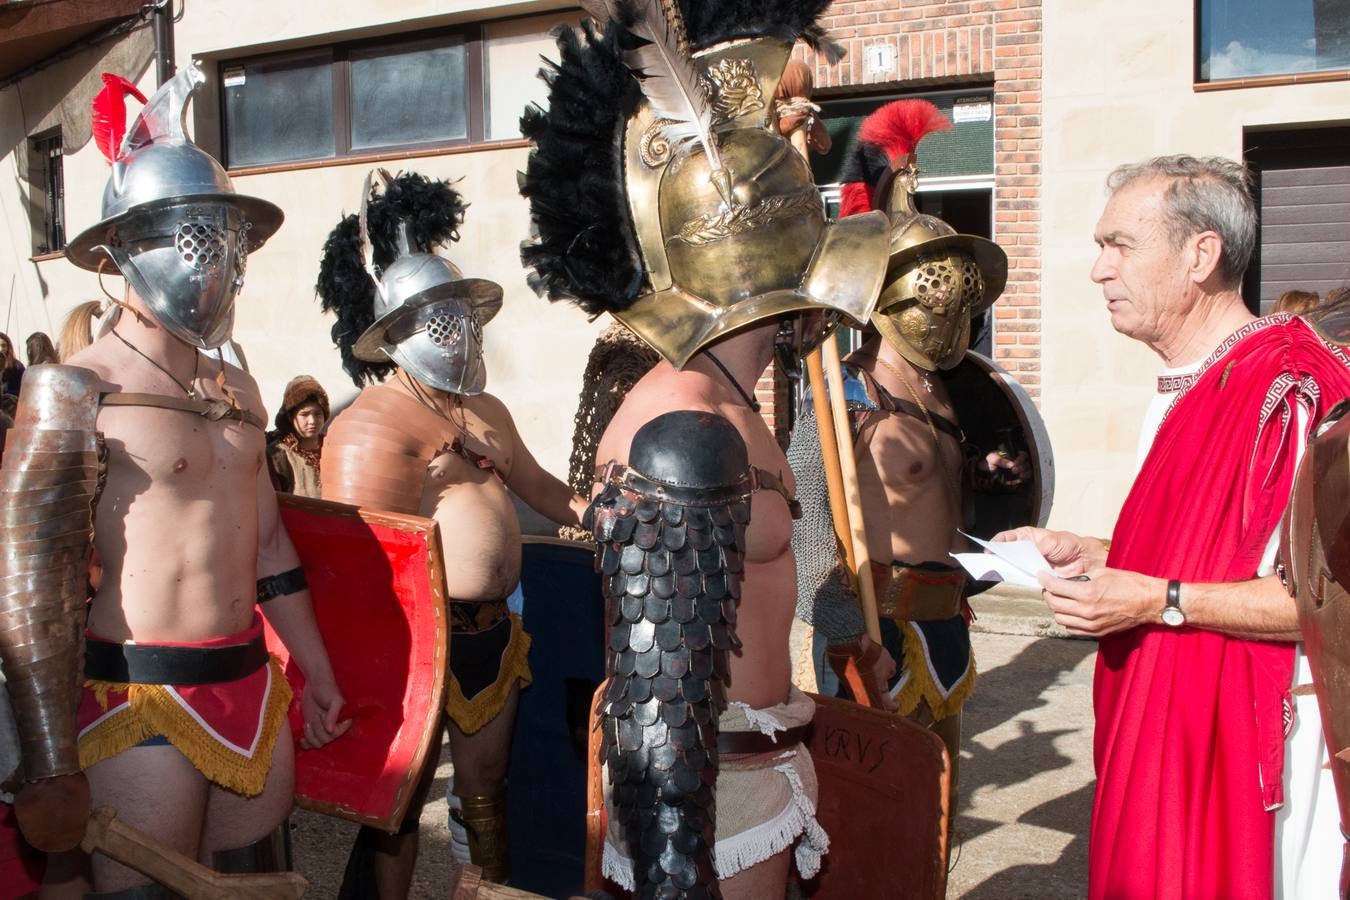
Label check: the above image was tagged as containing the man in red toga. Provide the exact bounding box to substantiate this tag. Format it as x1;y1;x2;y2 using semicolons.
1000;155;1350;900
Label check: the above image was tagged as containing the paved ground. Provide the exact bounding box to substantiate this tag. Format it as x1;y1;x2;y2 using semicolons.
946;631;1096;898
291;586;1098;898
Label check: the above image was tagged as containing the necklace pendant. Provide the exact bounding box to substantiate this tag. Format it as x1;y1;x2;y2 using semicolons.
187;389;196;400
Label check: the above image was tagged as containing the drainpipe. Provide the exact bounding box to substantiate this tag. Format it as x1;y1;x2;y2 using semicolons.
152;0;176;86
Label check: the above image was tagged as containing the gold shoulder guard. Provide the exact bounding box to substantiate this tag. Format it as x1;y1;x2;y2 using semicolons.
0;364;103;782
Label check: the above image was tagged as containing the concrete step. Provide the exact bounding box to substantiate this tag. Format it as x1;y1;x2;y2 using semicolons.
969;582;1081;640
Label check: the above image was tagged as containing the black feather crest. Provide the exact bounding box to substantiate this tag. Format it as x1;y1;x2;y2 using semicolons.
839;135;890;189
678;0;836;53
520;0;839;316
519;20;646;316
315;172;468;386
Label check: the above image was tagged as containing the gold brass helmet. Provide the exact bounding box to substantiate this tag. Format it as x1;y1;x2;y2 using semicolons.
863;137;1008;372
618;40;890;369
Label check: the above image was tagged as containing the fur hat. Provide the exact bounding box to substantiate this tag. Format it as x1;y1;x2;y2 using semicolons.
274;375;329;433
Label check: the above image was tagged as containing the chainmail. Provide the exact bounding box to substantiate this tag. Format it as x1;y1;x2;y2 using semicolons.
559;322;661;541
786;379;875;644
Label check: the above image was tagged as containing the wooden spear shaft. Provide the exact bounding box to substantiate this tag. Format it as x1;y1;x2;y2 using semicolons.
805;348;857;580
792;123;856;578
788;121;882;645
821;338;883;644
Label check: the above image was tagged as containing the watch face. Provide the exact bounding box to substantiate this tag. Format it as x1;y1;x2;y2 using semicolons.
1162;606;1185;627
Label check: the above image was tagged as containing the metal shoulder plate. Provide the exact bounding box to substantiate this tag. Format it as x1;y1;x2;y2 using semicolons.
591;411;751;899
0;365;104;783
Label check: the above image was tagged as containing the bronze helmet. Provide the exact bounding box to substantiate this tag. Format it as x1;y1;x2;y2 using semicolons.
841;100;1007;371
521;3;889;369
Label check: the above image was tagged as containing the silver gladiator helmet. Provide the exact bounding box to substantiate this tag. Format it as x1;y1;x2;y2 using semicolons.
65;63;282;349
349;174;502;396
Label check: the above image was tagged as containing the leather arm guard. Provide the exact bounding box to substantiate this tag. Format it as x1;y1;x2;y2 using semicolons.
592;411;753;900
0;365;103;783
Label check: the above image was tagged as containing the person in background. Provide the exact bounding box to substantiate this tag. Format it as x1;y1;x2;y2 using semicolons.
25;332;59;367
59;301;105;361
266;376;329;498
0;333;24;396
1273;289;1319;316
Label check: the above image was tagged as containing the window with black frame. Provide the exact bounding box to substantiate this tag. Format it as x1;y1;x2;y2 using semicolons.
29;130;65;255
1197;0;1350;82
219;14;579;169
222;29;478;168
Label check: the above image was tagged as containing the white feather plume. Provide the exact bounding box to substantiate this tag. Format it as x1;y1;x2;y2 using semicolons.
356;170;385;301
616;0;726;176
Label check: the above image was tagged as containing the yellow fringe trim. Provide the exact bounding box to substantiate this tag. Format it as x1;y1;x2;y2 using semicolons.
78;656;292;797
893;621;976;722
445;613;532;736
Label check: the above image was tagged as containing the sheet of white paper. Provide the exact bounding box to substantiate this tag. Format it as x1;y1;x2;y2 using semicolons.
961;532;1052;579
950;531;1053;588
949;552;1043;588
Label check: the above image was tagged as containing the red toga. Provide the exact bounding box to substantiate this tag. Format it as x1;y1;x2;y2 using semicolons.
1093;315;1350;900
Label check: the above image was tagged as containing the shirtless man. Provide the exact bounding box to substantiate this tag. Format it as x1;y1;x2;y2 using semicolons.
315;172;586;894
519;9;889;896
790;100;1013;791
0;66;347;897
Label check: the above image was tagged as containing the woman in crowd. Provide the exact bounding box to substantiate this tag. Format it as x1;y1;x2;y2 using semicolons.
0;333;24;396
25;332;59;367
266;375;329;498
1274;289;1320;316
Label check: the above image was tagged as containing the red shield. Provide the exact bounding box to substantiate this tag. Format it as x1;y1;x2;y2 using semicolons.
264;494;448;832
583;691;950;898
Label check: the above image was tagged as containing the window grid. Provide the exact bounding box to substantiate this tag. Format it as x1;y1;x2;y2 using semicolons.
220;23;488;169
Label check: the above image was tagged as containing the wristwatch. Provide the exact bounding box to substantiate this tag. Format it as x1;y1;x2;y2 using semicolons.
1161;579;1186;627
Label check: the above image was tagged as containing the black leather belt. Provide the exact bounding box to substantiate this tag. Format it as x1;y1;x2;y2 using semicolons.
84;633;269;685
717;723;810;755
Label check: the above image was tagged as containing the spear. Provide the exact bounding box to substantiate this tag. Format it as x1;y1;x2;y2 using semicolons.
778;62;885;706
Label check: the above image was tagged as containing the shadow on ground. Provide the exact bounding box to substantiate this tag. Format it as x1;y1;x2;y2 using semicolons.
947;633;1098;899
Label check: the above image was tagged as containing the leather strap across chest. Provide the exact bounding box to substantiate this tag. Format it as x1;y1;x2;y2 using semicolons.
859;370;963;442
446;436;499;476
100;392;266;431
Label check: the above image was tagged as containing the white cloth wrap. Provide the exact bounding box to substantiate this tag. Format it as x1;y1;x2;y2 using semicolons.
602;685;828;886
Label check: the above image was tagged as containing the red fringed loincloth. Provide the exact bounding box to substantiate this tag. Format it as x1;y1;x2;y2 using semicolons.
77;614;291;797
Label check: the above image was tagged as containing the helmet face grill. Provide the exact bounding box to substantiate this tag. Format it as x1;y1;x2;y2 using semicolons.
876;248;988;371
424;312;480;352
175;222;228;273
913;256;959;306
961;258;984;301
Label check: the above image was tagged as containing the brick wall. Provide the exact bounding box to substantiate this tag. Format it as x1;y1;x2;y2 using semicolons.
755;363;793;450
793;0;1044;400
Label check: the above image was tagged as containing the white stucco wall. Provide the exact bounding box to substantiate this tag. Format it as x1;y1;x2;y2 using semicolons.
1040;0;1350;536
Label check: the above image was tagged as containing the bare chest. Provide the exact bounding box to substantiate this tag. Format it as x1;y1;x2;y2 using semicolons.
98;405;261;488
864;412;963;489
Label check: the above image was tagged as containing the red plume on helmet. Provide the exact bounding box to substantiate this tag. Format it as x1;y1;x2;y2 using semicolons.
838;99;952;218
91;73;148;164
